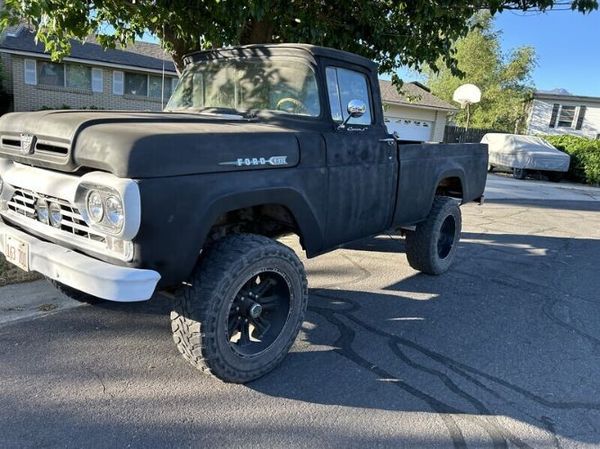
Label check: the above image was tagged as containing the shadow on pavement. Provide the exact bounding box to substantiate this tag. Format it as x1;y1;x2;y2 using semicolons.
249;231;600;446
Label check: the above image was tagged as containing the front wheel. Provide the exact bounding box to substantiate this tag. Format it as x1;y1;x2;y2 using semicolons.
170;234;308;383
405;197;462;275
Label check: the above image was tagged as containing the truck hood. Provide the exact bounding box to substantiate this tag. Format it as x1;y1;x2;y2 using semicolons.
0;110;300;177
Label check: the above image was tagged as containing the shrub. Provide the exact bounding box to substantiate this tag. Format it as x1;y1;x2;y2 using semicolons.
542;135;600;185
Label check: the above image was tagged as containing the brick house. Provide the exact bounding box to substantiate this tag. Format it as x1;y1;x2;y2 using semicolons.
0;25;178;112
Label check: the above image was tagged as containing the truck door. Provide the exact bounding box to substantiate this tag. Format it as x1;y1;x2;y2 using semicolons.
322;64;398;247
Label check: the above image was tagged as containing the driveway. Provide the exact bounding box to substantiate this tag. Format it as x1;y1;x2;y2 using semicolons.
1;175;600;449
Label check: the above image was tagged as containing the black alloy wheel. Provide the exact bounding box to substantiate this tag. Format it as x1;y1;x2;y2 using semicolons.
437;215;457;260
227;271;291;357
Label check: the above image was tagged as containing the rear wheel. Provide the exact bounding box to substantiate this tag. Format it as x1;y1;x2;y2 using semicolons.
405;197;462;275
171;234;308;383
513;168;526;179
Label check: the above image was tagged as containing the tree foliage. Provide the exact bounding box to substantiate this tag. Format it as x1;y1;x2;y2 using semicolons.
426;13;537;132
0;1;597;75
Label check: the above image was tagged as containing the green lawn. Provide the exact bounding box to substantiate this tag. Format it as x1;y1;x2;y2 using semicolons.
0;255;42;287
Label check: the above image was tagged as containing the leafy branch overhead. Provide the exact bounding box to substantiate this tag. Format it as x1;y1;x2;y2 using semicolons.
0;1;598;74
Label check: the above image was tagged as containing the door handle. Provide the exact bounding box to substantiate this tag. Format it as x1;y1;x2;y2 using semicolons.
379;138;396;145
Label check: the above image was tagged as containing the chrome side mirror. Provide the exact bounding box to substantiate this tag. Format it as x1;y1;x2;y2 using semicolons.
347;99;367;118
338;99;367;129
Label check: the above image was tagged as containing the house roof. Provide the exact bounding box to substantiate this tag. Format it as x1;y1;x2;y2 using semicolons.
379;79;457;111
0;25;177;74
533;90;600;105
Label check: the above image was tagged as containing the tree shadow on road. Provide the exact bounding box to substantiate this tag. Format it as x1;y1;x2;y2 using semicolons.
249;231;600;446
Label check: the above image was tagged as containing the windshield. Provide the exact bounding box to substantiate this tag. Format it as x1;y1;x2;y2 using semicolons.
166;57;320;117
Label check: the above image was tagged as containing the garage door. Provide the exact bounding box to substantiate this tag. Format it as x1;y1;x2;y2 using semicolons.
385;117;433;142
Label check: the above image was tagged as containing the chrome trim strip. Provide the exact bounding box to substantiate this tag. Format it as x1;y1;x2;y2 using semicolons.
1;209;107;253
7;201;35;214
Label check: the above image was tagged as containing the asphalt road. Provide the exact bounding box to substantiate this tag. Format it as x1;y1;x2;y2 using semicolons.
1;175;600;449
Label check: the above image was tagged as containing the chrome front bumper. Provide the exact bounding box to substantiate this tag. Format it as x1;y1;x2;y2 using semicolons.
0;222;160;302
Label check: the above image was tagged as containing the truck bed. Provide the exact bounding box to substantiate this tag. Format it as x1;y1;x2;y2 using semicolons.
392;143;488;226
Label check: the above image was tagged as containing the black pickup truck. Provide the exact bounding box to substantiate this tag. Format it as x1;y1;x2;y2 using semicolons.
0;44;487;382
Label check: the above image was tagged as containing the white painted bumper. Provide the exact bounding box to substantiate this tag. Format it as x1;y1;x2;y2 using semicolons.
0;222;160;302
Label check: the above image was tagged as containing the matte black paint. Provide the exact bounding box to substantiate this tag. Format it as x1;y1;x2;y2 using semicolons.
0;44;488;289
394;143;489;225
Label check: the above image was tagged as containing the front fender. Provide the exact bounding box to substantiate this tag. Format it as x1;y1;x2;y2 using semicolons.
134;168;327;288
195;187;325;256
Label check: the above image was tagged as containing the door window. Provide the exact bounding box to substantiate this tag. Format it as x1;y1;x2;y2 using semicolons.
325;67;372;125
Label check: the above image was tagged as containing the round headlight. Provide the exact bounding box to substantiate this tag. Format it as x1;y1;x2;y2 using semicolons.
48;202;62;228
105;195;124;229
35;198;49;224
87;191;104;223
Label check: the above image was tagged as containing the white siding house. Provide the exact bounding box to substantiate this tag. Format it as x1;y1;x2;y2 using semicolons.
379;80;457;143
527;91;600;139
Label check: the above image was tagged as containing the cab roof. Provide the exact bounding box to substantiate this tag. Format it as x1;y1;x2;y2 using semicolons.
184;44;378;72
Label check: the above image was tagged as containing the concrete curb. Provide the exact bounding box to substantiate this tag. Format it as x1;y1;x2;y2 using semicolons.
0;280;81;328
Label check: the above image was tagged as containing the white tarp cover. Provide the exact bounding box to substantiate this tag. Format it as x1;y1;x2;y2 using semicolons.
481;133;570;172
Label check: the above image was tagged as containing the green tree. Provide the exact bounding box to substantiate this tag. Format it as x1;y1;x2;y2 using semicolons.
426;13;537;133
0;1;596;75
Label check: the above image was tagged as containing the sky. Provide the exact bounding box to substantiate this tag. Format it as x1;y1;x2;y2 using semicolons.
495;8;600;97
394;8;600;97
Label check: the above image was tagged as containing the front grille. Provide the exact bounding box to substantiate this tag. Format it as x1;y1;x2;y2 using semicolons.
7;188;106;243
35;142;69;155
1;138;21;149
0;137;68;155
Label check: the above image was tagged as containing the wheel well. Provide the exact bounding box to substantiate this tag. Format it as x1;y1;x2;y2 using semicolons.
436;177;463;199
207;204;303;247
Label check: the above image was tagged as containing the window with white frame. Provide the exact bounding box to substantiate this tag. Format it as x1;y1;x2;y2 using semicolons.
124;72;148;96
557;105;576;127
66;64;91;90
149;75;176;99
91;68;104;92
38;61;65;87
119;71;178;99
24;59;103;92
24;59;37;85
548;103;560;128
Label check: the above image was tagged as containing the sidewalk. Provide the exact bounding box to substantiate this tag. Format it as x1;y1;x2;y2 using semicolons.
0;280;80;327
484;173;600;201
